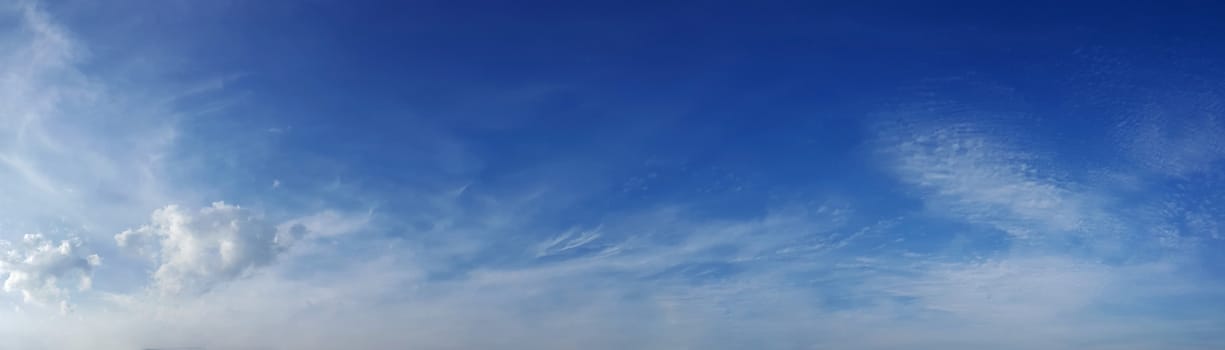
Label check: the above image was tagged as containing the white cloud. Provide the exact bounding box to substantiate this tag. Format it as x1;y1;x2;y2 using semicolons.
535;226;602;257
0;2;182;239
0;197;1217;350
115;202;368;297
881;121;1098;238
894;257;1111;320
0;4;1222;350
0;233;100;305
115;202;284;296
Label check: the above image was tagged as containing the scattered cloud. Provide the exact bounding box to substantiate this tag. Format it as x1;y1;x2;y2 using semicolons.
0;2;1222;350
0;233;100;306
9;215;1222;350
879;120;1101;239
115;202;285;296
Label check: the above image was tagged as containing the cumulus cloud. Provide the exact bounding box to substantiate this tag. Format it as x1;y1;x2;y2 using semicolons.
0;233;100;305
115;202;285;296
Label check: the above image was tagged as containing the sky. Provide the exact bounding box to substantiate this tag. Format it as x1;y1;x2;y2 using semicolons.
2;1;1225;349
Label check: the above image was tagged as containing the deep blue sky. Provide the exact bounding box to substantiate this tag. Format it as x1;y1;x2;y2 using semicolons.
2;1;1225;349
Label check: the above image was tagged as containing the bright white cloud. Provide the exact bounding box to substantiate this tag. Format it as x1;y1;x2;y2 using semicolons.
115;202;285;296
0;233;100;305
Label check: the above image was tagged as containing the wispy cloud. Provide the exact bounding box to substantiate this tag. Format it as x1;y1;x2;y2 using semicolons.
1;2;1224;350
0;2;180;235
878;119;1106;239
535;225;603;257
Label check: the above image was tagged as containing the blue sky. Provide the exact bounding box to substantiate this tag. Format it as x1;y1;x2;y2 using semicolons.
2;1;1225;349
